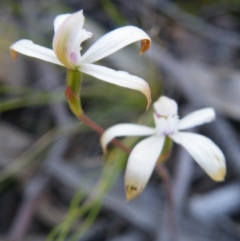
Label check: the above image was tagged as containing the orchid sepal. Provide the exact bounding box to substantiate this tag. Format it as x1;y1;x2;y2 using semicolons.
10;40;63;66
100;123;155;153
80;26;151;64
125;135;165;201
79;63;151;109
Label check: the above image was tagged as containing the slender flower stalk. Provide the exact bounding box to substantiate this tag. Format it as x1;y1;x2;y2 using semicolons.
101;96;226;201
10;10;152;110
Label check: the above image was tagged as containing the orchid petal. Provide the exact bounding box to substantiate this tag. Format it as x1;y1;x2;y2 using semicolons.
81;26;151;64
53;10;92;69
178;108;215;130
171;132;226;181
54;13;71;32
125;135;165;201
101;124;155;153
80;63;151;109
10;39;63;66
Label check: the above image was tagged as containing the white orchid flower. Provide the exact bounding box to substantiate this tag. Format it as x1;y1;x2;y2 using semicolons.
10;10;151;107
101;96;226;201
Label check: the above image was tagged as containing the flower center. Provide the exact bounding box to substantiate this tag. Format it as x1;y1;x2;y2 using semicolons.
153;96;179;136
154;113;179;136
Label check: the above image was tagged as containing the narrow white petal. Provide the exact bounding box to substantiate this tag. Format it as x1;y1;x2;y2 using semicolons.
54;13;71;32
125;135;165;201
80;63;151;109
178;108;216;130
10;39;63;66
171;132;226;181
101;124;155;153
81;26;151;64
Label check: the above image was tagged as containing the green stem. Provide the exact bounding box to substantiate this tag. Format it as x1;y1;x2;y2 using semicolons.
65;70;83;117
65;70;131;154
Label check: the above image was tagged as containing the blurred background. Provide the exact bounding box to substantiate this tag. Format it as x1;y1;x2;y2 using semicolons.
1;0;240;240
